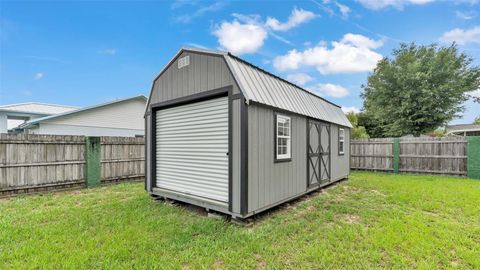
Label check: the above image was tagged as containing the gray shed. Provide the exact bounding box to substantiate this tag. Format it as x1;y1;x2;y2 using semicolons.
145;47;352;219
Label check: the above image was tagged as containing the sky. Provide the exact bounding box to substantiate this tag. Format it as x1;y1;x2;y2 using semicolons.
0;0;479;125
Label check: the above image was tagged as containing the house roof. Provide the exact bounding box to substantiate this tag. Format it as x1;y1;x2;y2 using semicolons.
0;102;78;115
19;95;147;129
445;124;480;134
146;47;352;128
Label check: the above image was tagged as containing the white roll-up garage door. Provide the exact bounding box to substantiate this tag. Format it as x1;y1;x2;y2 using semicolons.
156;96;229;202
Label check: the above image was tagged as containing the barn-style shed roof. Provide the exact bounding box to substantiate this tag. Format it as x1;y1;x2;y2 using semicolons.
147;47;352;128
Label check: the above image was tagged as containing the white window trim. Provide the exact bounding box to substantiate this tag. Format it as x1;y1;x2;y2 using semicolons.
276;114;291;160
339;128;345;155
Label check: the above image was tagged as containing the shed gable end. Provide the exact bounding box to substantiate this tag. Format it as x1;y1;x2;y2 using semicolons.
147;51;240;109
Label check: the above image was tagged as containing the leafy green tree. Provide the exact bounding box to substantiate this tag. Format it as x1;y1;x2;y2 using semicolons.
474;116;480;125
357;112;385;138
362;43;480;137
346;112;369;139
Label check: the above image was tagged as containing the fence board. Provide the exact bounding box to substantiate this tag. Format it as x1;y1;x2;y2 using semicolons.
1;134;145;196
100;136;145;183
351;137;467;176
0;134;86;193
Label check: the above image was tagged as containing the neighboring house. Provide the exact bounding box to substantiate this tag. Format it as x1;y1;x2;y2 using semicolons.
144;47;352;220
0;102;78;133
445;124;480;136
18;95;147;137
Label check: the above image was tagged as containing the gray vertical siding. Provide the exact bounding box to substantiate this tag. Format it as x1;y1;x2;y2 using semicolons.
247;104;307;213
231;99;242;214
145;114;151;190
330;125;350;181
148;51;240;106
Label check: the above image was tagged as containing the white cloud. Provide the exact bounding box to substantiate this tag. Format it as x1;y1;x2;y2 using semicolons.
357;0;433;10
265;8;317;31
335;2;351;17
274;50;303;70
175;1;225;23
341;33;384;48
456;11;475;20
34;72;44;80
342;106;360;114
98;49;117;55
309;83;350;97
440;26;480;45
231;13;262;25
286;73;314;86
273;33;383;74
213;20;267;55
213;8;316;54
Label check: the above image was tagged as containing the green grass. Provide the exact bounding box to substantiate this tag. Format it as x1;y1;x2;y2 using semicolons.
1;172;479;269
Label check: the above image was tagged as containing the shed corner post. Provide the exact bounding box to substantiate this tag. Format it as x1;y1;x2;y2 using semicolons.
85;136;101;187
467;136;480;179
393;138;400;174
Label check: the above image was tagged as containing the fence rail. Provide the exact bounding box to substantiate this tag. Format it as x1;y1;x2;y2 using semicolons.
350;137;474;176
0;134;145;196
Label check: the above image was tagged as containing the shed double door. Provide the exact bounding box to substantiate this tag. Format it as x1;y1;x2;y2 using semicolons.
307;120;331;188
155;96;229;202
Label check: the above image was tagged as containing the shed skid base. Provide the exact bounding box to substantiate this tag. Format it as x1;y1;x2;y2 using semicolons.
150;188;232;216
207;212;227;220
149;176;348;220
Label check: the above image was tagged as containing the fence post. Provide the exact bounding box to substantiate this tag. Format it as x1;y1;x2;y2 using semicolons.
85;136;101;187
467;136;480;179
393;138;400;174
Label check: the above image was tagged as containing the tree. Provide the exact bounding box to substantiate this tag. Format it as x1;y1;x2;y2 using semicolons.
362;43;480;137
357;112;385;138
474;116;480;125
346;112;369;139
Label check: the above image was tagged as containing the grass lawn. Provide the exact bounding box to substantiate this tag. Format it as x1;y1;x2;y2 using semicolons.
1;172;479;269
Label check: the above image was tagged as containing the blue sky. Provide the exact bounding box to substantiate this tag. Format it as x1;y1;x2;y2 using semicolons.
1;0;479;124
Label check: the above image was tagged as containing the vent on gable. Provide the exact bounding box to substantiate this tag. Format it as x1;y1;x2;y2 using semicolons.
178;56;190;69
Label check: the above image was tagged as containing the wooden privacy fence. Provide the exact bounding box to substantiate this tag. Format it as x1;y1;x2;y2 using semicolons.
101;136;144;183
0;134;145;196
351;136;480;178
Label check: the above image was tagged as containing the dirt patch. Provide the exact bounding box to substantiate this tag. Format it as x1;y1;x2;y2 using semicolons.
336;214;361;224
254;254;266;270
422;209;440;217
370;189;386;197
329;194;347;203
341;185;362;193
211;259;224;269
0;197;11;203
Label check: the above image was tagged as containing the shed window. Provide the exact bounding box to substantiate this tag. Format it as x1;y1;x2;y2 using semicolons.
339;128;345;155
276;114;291;160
